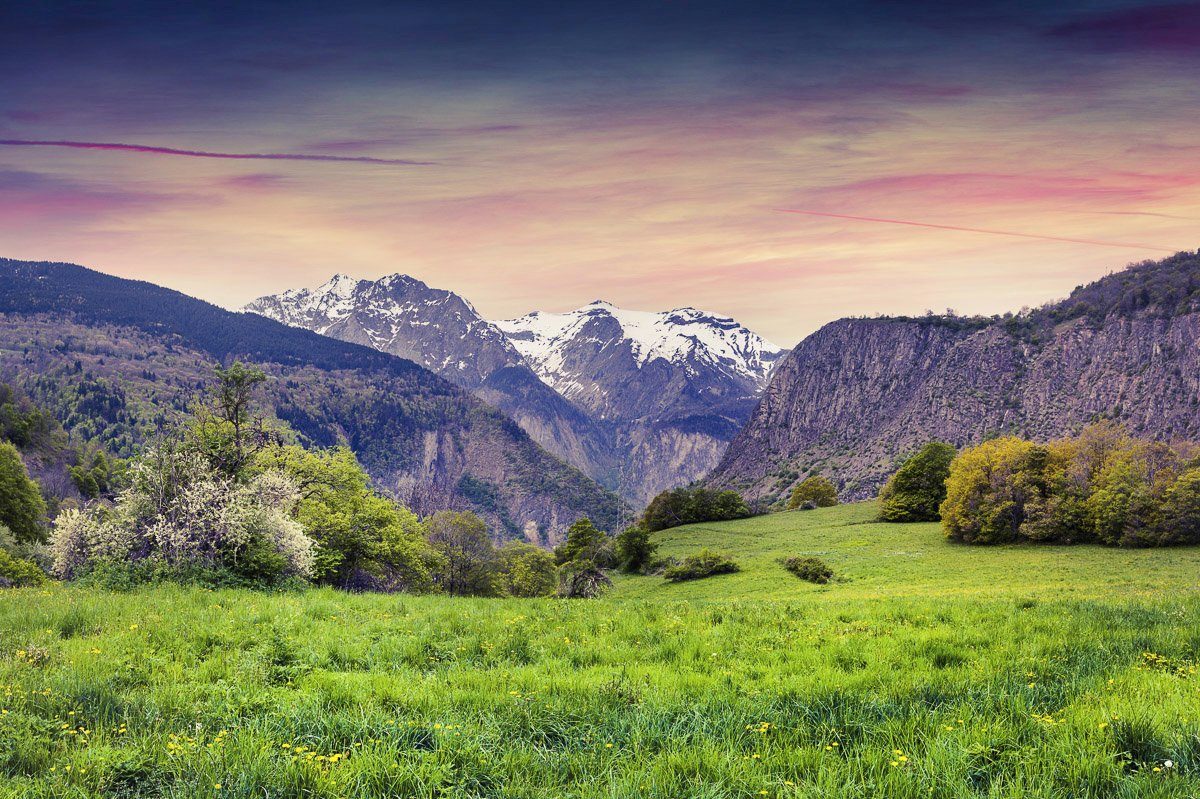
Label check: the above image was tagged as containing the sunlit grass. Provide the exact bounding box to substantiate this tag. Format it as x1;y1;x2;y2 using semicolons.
2;503;1199;797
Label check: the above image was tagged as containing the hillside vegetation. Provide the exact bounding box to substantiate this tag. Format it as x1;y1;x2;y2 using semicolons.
3;504;1199;797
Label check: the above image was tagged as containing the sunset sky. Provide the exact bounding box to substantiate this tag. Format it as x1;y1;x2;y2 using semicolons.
1;0;1198;345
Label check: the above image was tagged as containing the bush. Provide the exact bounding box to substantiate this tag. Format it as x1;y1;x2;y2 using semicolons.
662;549;740;582
787;476;838;509
878;442;956;521
0;546;46;587
782;556;833;584
495;542;557;597
642;487;751;532
255;445;436;592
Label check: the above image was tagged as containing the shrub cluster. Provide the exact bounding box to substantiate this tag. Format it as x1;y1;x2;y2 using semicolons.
942;422;1200;547
782;556;833;583
50;446;315;587
641;487;751;532
662;548;740;582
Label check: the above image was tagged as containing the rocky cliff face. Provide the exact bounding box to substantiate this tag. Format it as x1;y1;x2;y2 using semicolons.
710;251;1200;504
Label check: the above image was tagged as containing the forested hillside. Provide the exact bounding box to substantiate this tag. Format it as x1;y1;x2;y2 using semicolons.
0;259;623;541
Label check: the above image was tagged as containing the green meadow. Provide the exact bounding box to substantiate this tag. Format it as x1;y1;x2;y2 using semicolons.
3;503;1200;798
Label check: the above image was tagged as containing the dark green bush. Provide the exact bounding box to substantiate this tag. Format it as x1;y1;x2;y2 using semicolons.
662;549;739;582
879;442;956;522
782;556;833;584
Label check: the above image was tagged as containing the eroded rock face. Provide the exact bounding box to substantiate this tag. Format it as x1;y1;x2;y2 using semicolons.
709;254;1200;504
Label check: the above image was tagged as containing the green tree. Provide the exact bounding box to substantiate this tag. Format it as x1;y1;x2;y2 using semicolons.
494;542;557;597
787;476;838;509
615;523;657;573
1154;468;1200;545
255;445;436;591
878;442;956;521
195;362;269;477
425;510;497;596
554;516;611;566
0;442;46;544
1085;440;1177;546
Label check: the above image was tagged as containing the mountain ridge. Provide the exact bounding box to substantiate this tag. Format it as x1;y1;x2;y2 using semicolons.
0;258;624;541
708;250;1200;505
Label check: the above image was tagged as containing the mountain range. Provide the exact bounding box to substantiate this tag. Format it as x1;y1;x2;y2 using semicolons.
246;276;784;504
0;258;623;542
708;250;1200;505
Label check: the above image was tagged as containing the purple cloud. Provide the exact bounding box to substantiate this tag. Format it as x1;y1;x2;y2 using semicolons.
0;139;433;165
1050;3;1200;52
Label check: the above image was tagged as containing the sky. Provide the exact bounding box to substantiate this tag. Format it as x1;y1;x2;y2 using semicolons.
1;0;1198;345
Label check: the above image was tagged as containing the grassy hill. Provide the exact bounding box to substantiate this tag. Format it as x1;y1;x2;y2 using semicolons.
613;502;1200;601
3;506;1200;797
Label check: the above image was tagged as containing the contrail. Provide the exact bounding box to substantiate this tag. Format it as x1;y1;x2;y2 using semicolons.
0;139;432;166
777;208;1176;252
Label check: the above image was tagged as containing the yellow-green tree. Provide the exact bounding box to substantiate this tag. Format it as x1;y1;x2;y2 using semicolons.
787;476;838;509
940;437;1048;544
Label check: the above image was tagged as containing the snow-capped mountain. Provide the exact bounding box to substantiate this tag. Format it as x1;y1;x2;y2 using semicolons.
495;301;783;415
245;273;522;387
244;275;619;490
245;276;784;506
494;301;784;504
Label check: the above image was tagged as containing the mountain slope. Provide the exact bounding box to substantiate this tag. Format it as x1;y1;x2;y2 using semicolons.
0;258;623;541
709;250;1200;505
246;276;620;489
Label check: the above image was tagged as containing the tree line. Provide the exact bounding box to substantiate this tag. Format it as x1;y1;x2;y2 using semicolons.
875;424;1200;547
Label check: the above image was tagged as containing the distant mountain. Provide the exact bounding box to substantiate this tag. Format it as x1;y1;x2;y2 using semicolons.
709;250;1200;505
496;301;785;504
245;274;619;488
250;278;784;505
0;258;623;542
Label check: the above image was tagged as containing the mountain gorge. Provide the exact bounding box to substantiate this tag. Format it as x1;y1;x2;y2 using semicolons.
0;259;623;542
248;278;783;504
709;250;1200;505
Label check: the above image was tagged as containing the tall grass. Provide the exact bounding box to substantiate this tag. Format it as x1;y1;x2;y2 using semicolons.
2;503;1198;797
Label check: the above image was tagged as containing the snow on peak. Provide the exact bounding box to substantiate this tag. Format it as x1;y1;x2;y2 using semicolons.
493;301;784;389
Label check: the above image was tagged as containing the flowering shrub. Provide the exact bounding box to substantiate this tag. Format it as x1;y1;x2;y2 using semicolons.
50;445;314;585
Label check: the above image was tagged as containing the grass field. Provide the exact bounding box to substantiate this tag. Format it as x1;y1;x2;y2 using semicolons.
2;503;1199;797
